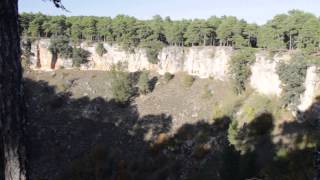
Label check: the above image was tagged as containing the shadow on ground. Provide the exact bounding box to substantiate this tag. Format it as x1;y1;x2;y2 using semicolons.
23;78;320;180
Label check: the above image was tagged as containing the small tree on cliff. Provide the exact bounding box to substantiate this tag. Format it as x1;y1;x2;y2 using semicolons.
95;42;107;57
277;53;308;108
72;48;90;67
137;71;151;95
229;48;256;94
49;35;73;58
110;66;134;104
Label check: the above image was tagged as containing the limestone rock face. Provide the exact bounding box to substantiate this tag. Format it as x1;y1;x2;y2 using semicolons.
30;40;232;80
157;46;232;79
183;46;232;79
158;46;185;74
30;39;72;70
250;53;282;96
298;66;320;112
80;43;154;71
28;39;320;117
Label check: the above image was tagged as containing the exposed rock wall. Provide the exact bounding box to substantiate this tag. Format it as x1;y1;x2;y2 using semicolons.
30;39;72;70
249;53;287;96
30;40;232;80
28;40;320;113
298;66;320;112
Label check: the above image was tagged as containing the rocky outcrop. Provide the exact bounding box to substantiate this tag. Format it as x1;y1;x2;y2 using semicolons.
29;39;320;113
30;39;72;70
298;66;320;112
249;52;289;96
30;40;232;80
81;43;233;80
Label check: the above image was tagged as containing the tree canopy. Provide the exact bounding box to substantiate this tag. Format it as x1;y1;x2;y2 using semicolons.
19;10;320;53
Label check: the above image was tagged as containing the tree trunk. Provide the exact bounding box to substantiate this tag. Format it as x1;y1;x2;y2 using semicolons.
289;32;292;50
36;41;41;68
0;1;28;180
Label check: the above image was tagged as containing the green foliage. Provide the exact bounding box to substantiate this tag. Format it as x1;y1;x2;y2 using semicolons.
95;42;107;57
164;72;174;82
72;48;90;68
277;53;308;108
184;19;212;46
140;40;164;64
181;73;195;88
228;113;274;154
137;71;150;95
229;48;256;94
227;120;241;151
110;68;134;104
49;35;73;58
20;10;320;50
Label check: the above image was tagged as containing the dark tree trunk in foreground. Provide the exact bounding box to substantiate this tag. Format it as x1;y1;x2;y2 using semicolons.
0;0;28;180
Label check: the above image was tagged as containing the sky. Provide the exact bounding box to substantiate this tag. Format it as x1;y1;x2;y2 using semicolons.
19;0;320;24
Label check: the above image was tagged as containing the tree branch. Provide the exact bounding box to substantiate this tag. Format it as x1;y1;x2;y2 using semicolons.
47;0;70;12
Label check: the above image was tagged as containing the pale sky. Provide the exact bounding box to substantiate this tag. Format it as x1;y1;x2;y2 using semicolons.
19;0;320;24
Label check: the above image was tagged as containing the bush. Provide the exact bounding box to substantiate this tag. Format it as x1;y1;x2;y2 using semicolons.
236;94;276;126
96;42;107;57
277;53;308;108
111;70;134;104
72;48;90;67
228;113;274;154
49;35;73;58
181;74;194;88
137;71;150;95
227;120;241;151
229;48;256;94
140;40;164;64
164;72;174;82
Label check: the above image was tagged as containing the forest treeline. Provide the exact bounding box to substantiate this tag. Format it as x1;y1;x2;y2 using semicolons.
19;10;320;53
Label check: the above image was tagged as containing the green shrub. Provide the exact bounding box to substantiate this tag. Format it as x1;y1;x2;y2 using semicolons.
277;53;308;108
164;72;174;82
237;94;275;125
138;71;151;95
49;35;73;58
227;120;250;154
96;42;107;57
111;70;134;104
140;40;164;64
181;74;194;88
72;48;90;67
146;48;160;64
229;48;256;94
228;112;274;155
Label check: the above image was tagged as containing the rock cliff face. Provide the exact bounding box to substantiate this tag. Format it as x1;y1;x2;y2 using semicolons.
249;52;291;96
30;39;72;70
30;40;232;79
298;66;320;111
29;39;320;113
